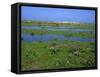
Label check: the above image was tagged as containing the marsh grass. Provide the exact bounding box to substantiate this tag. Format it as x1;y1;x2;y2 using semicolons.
21;40;95;70
21;22;95;70
30;32;35;36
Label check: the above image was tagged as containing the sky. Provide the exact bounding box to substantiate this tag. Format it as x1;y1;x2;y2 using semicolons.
21;6;95;23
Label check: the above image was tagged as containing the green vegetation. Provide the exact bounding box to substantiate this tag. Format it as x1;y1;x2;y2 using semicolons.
21;20;95;71
21;20;95;29
21;40;95;71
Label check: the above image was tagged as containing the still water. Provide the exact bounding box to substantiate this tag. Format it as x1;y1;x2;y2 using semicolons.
22;26;95;42
22;33;95;42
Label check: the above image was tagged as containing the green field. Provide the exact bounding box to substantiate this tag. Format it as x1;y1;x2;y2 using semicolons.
21;40;95;71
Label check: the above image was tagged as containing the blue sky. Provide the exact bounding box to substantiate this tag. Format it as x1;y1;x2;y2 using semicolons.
21;6;95;23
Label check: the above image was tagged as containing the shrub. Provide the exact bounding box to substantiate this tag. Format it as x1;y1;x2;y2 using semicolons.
30;32;35;36
51;42;58;46
49;46;60;54
86;56;95;67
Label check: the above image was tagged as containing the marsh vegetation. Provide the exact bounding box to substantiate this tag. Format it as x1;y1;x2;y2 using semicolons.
21;20;95;71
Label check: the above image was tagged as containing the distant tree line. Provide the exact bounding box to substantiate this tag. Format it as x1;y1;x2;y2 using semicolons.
21;20;94;26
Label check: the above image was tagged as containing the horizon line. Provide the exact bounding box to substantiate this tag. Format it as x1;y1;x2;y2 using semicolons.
22;19;95;24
